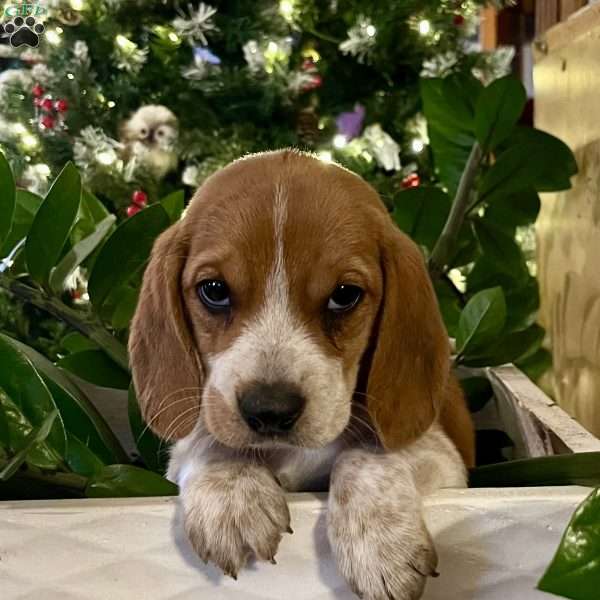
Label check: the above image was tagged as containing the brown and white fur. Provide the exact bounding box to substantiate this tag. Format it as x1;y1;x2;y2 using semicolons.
129;150;475;600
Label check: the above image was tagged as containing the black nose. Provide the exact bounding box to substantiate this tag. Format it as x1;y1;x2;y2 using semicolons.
238;382;305;435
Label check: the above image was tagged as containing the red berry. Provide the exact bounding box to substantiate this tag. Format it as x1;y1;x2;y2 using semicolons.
32;84;45;98
401;173;420;189
127;204;142;218
301;58;315;71
453;14;465;26
40;115;55;129
54;98;69;112
131;190;148;207
33;98;42;107
40;97;54;112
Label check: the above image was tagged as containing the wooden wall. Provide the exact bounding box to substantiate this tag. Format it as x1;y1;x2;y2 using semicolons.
534;4;600;436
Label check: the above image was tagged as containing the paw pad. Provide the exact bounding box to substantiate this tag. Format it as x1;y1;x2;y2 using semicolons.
1;16;45;48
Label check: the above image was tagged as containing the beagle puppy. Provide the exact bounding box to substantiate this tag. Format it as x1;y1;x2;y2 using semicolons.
129;149;475;600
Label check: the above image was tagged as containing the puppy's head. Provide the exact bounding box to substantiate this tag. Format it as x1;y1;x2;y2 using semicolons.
129;150;449;450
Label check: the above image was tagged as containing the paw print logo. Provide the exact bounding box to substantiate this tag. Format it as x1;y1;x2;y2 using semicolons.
0;16;45;48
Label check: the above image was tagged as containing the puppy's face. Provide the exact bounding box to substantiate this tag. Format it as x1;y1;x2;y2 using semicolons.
181;160;383;448
130;151;449;451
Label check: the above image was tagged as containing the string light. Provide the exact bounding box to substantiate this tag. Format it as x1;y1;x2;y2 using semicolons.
107;101;116;108
317;150;333;163
279;0;294;22
365;24;376;37
411;138;425;153
333;134;348;149
67;73;75;79
46;29;62;45
70;0;85;9
97;150;116;165
418;19;431;35
168;32;180;43
22;134;38;149
116;34;131;49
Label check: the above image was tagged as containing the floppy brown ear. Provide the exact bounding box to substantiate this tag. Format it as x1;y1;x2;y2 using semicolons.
366;223;450;450
128;222;202;440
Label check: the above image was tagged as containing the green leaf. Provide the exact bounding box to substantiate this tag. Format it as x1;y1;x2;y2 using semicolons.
0;151;16;249
88;204;170;314
128;385;169;473
57;349;130;390
0;190;43;257
86;464;178;497
0;334;66;458
49;214;116;295
25;162;81;286
539;488;600;600
456;287;506;357
61;331;98;354
7;337;127;464
0;389;61;469
421;75;481;195
81;189;110;224
0;409;58;481
485;189;540;232
0;399;9;446
470;452;600;488
480;127;577;205
460;377;494;412
393;187;451;250
65;433;105;477
475;76;526;151
160;190;185;223
517;347;552;381
462;323;545;367
473;218;528;279
110;285;140;330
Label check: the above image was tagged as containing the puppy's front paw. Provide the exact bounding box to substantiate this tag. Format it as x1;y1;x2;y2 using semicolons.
328;501;438;600
182;463;290;578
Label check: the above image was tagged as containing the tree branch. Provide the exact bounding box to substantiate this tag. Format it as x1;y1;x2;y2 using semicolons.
0;277;130;373
428;142;483;279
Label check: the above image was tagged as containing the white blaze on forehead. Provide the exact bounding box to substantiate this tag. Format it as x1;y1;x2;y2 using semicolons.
205;182;351;446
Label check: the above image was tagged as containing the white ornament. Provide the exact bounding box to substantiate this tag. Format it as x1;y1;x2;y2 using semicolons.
173;3;218;45
243;40;265;73
182;164;200;186
420;51;459;78
22;163;52;196
362;124;401;171
73;40;89;63
339;16;376;63
472;46;516;84
113;35;148;74
74;126;124;173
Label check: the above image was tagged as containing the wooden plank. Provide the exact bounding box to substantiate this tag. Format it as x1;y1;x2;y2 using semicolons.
480;7;498;50
560;0;588;20
488;366;600;454
536;0;560;36
537;4;600;54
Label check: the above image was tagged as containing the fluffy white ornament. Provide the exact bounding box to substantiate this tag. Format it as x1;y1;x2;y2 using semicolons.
74;126;124;172
120;105;179;179
182;164;200;186
21;163;52;196
363;124;401;171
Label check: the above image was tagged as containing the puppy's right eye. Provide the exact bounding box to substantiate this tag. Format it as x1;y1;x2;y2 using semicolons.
197;279;231;312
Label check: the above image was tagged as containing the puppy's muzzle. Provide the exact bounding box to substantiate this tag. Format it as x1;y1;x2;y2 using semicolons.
238;381;305;436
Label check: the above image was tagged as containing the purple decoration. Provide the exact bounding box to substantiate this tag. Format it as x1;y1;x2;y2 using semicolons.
194;45;221;65
335;103;366;140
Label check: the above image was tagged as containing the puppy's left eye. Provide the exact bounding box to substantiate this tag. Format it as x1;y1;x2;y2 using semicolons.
327;284;363;313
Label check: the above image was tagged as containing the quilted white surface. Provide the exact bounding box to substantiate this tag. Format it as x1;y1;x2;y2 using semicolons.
0;487;589;600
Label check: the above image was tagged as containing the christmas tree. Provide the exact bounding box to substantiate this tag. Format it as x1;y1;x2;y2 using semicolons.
0;0;512;216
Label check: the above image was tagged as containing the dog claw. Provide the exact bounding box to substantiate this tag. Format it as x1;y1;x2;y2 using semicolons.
286;526;294;534
270;557;277;565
